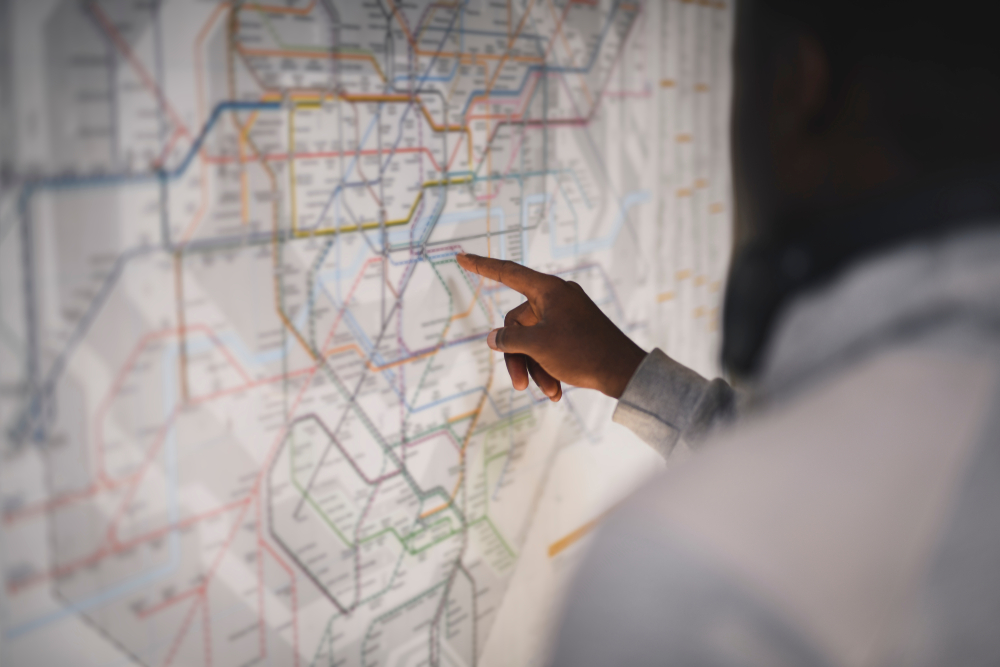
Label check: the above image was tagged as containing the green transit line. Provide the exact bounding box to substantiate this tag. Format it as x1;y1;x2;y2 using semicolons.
255;4;635;662
485;449;513;465
313;353;454;505
360;578;450;667
446;257;493;323
477;409;533;438
404;256;456;413
394;415;472;451
286;432;463;556
272;157;527;657
470;514;517;559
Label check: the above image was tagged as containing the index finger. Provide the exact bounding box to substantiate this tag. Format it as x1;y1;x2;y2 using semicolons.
456;253;554;299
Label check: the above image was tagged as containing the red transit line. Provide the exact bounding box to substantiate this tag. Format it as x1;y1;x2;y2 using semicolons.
203;144;445;174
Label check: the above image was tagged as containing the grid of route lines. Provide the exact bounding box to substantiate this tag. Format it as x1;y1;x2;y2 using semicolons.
0;0;733;666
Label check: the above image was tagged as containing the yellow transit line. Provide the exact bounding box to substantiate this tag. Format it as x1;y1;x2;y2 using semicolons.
548;508;614;558
285;100;474;239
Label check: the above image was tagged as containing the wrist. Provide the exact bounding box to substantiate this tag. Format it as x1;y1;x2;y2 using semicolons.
600;342;647;399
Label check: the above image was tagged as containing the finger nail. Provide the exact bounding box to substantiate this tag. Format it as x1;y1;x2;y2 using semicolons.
486;329;499;349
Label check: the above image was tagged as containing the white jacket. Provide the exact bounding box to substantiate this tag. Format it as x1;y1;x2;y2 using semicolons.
550;225;1000;667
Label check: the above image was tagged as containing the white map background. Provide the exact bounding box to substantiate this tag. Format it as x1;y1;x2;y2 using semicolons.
0;0;732;665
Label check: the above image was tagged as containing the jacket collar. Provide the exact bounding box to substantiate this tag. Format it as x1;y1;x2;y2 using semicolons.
756;223;1000;395
722;165;1000;380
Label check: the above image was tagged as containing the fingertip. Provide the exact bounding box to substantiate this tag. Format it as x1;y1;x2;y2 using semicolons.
486;329;499;350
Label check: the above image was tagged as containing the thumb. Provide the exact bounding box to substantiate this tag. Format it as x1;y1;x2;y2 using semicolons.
486;324;543;355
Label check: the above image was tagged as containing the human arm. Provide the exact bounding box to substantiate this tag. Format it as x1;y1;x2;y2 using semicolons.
614;350;738;457
456;254;738;455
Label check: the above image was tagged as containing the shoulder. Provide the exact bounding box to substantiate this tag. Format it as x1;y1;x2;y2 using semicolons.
553;344;1000;667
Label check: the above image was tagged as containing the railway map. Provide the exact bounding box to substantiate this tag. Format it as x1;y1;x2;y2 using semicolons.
0;0;732;665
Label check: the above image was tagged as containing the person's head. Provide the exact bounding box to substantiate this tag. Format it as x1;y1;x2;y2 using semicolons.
721;0;1000;378
731;0;1000;249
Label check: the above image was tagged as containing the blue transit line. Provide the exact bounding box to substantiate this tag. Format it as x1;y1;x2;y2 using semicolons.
315;284;553;421
557;179;582;252
6;343;185;640
169;101;282;178
4;535;179;639
529;189;650;259
376;168;583;257
390;20;550;87
410;385;486;414
311;107;382;231
12;157;614;444
15;0;621;205
420;26;546;42
385;103;422;175
563;392;600;444
10;245;156;444
16;100;282;198
0;194;21;244
10;0;626;441
393;57;459;86
492;389;519;501
317;238;370;283
485;384;556;422
392;0;465;90
459;0;626;118
498;195;527;262
403;185;448;252
387;206;506;247
305;237;336;352
314;267;498;415
197;327;288;370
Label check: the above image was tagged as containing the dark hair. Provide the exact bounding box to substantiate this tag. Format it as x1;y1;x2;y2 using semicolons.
755;0;1000;169
723;1;1000;379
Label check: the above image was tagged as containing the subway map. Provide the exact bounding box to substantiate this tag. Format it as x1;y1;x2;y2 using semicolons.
0;0;732;665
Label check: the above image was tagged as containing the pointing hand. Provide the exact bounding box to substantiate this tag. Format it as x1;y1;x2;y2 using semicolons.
457;253;647;401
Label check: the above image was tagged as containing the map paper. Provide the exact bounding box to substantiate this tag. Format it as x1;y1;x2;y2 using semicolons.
0;1;732;665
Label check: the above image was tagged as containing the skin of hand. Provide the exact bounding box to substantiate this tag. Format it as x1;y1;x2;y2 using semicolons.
456;253;647;401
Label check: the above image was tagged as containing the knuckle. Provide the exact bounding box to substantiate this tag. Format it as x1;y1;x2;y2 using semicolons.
542;282;565;301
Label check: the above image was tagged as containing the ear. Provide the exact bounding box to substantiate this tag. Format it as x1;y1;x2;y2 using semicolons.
796;34;830;123
772;32;829;132
768;30;832;201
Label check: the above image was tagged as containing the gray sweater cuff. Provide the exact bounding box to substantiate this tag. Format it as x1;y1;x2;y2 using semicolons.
612;349;736;458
